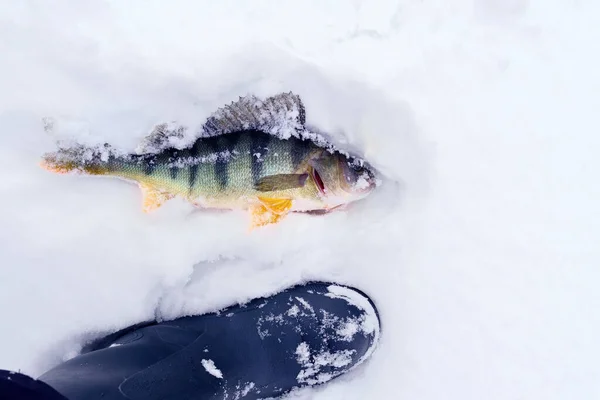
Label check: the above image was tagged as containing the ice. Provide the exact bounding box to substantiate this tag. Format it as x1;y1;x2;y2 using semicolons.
1;1;599;400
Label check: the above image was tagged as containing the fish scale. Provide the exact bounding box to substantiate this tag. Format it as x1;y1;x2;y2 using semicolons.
111;131;320;205
225;133;254;195
250;130;272;185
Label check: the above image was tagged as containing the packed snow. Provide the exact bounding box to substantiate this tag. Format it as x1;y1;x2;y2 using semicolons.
1;1;599;400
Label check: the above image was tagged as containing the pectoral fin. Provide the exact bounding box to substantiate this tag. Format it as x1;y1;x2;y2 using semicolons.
249;197;293;229
140;184;174;213
254;173;308;192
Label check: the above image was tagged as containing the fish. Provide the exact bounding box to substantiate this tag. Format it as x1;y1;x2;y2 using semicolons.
40;92;377;228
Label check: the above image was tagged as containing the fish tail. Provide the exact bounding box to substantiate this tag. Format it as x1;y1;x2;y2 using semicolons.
40;144;112;176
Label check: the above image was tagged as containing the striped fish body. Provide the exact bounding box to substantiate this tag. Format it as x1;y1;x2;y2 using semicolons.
108;130;324;212
41;93;377;228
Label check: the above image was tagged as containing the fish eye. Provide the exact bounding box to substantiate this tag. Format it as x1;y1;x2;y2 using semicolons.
341;161;363;183
352;164;364;173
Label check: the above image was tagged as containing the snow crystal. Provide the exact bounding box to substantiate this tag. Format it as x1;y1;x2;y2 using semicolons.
295;342;310;363
256;316;272;339
233;382;256;399
295;342;356;385
201;359;223;379
336;320;360;341
326;285;379;336
295;297;314;313
167;150;233;168
287;304;300;317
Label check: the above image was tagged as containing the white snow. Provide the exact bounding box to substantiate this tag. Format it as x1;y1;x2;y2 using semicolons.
287;304;300;317
201;359;223;379
233;382;256;400
295;342;356;385
1;1;599;400
295;297;315;313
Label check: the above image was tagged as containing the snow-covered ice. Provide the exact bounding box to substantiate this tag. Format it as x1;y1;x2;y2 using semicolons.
1;1;599;399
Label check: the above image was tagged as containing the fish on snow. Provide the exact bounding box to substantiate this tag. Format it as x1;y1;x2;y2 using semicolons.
40;93;378;228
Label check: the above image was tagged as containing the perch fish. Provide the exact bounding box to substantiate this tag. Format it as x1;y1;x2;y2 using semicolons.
41;93;377;228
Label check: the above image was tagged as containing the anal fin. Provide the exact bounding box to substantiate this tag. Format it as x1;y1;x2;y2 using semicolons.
140;184;174;213
249;197;293;229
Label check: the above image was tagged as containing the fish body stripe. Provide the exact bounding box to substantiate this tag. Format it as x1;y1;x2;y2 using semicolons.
188;139;201;192
166;149;179;180
169;166;178;180
143;155;156;175
250;131;271;185
214;134;242;189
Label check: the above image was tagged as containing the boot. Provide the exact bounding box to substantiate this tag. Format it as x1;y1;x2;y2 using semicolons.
37;281;381;400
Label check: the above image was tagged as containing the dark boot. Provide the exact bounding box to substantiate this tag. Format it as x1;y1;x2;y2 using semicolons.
0;370;67;400
38;282;381;400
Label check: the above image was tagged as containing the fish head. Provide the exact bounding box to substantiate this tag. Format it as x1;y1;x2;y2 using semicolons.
309;151;377;206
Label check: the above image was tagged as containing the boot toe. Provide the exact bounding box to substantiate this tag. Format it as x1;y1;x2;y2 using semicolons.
287;283;381;386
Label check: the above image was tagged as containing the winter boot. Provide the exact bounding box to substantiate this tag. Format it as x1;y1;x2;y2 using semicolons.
37;281;381;400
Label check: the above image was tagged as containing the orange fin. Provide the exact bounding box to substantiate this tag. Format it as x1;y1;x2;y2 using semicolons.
249;197;293;229
258;197;293;214
140;184;174;213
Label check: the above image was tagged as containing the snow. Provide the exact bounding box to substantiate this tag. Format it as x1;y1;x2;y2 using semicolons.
201;359;224;379
287;304;300;317
295;342;355;386
295;297;315;313
326;285;380;339
1;1;599;400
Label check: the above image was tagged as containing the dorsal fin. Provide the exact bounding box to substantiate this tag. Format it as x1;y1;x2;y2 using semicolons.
137;92;306;154
202;92;306;137
137;123;188;154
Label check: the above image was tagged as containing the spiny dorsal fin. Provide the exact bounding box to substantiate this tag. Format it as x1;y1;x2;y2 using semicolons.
254;173;308;192
137;123;188;154
137;92;306;154
202;92;306;137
